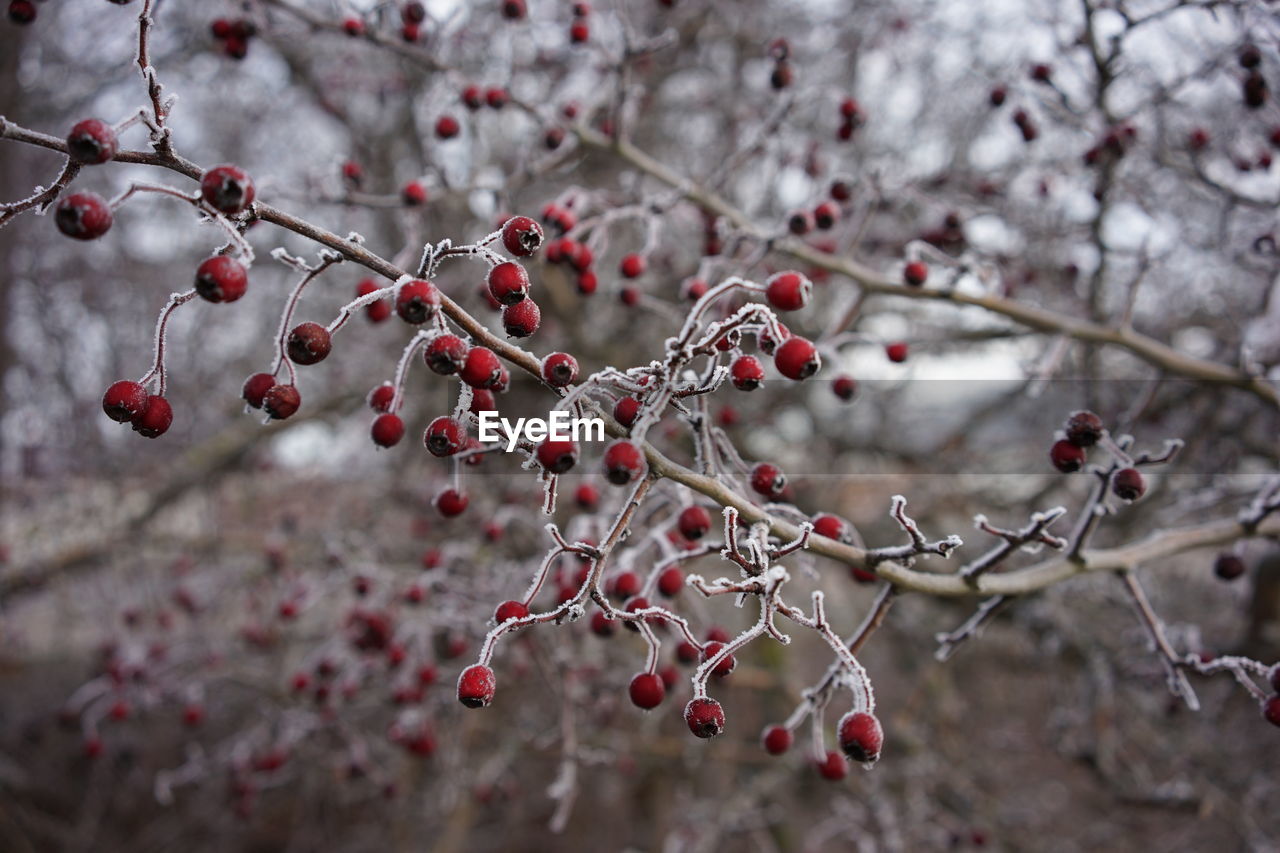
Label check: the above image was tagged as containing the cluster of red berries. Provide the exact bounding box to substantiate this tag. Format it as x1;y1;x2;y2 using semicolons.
1240;44;1269;109
1082;123;1138;167
788;200;840;235
400;1;425;42
836;96;864;141
210;17;256;60
1048;410;1147;501
568;1;589;43
102;380;173;438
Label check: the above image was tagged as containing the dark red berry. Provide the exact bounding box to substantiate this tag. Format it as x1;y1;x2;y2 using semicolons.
885;341;909;363
502;0;527;19
657;567;684;597
814;201;839;229
1064;410;1103;447
1050;439;1086;473
536;439;579;474
838;710;883;763
684;697;725;738
678;505;712;540
903;261;928;287
263;384;301;420
425;416;467;457
131;395;173;438
774;336;821;380
1030;62;1052;83
730;355;766;391
620;253;646;278
816;750;848;781
502;298;541;337
195;255;248;303
765;271;811;311
494;600;529;623
436;115;460;138
470;388;497;414
831;179;853;201
1244;71;1268;109
371;414;405;448
102;380;148;423
200;165;255;214
356;279;391;323
502;216;544;257
762;725;792;755
576;270;598;295
770;61;794;90
460;347;503;389
569;20;589;43
833;375;857;401
462;85;484;110
66;118;118;165
750;462;786;500
420;335;464;375
541;352;579;387
629;672;665;709
989;85;1007;107
614;396;641;427
287;322;332;366
1263;694;1280;727
55;192;113;240
487;261;530;305
342;17;364;35
787;210;814;235
1214;553;1246;581
485;87;508;109
574;483;599;510
243;373;275;409
702;641;736;677
435;488;469;517
1240;43;1262;69
1113;467;1146;501
590;610;615;637
457;664;495;708
8;1;36;24
603;439;646;485
395;279;440;324
367;384;395;413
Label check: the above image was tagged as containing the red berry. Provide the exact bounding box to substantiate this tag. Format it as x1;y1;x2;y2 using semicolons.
774;336;820;381
462;84;484;110
1263;695;1280;727
263;384;301;420
771;61;794;90
367;383;395;413
243;373;275;409
657;567;684;597
66;118;118;165
487;261;530;305
678;506;712;540
816;750;848;780
620;253;647;278
417;334;464;376
485;87;508;109
396;279;440;324
838;710;883;763
502;298;541;337
1064;410;1103;447
341;160;363;185
8;1;36;24
131;395;173;438
613;396;641;428
682;277;708;301
1030;62;1053;83
788;209;814;235
701;641;736;677
619;286;640;307
287;322;332;365
55;192;113;240
194;255;249;303
469;388;497;414
903;261;928;287
102;380;149;423
833;375;857;401
750;462;786;500
541;352;579;387
1188;128;1210;151
590;610;615;636
831;179;853;201
1214;553;1246;581
435;115;460;138
629;672;665;709
501;0;527;18
200;165;255;214
577;269;599;295
762;725;792;755
603;439;646;485
502;216;544;257
402;181;427;205
1239;43;1262;69
425;416;467;457
1050;439;1086;473
460;346;503;389
182;704;205;727
766;272;812;313
814;201;839;229
536;439;579;474
812;512;851;543
885;341;909;363
684;697;725;738
457;664;496;708
569;242;593;271
611;571;641;600
371;414;405;448
435;488;469;517
356;279;391;323
495;600;529;623
569;20;589;43
1113;467;1146;501
730;355;766;391
342;16;364;35
758;323;790;355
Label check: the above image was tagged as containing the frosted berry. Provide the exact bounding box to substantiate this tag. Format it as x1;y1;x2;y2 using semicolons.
1214;552;1246;581
620;253;646;278
614;396;641;427
195;255;249;303
816;750;848;781
287;322;332;365
541;352;579;387
1050;439;1086;473
603;439;646;485
758;323;790;355
66;118;118;165
774;336;821;380
55;192;113;240
750;462;786;500
536;439;579;474
371;414;405;448
684;697;725;738
730;355;766;391
629;672;665;709
702;641;736;677
457;664;496;708
838;710;883;763
678;506;712;540
131;395;173;438
487;261;530;305
102;380;149;423
502;298;541;338
367;383;395;412
494;600;529;623
812;512;852;543
356;279;391;323
1064;410;1103;447
425;416;467;457
1113;467;1146;501
766;271;811;311
418;335;464;376
435;488;469;517
460;346;503;389
435;115;460;138
903;261;928;287
402;181;427;205
263;384;301;420
762;725;793;755
833;375;857;401
243;373;275;409
470;388;497;414
395;279;440;324
200;164;255;214
502;215;544;257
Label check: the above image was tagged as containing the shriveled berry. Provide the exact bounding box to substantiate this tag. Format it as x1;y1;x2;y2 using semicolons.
678;506;712;540
536;439;579;474
762;725;792;755
263;384;301;420
395;279;440;324
200;164;255;214
55;192;113;240
838;710;883;763
502;215;544;257
457;664;495;708
102;380;149;423
287;322;332;365
195;255;249;303
131;395;173;438
684;697;725;738
603;439;646;485
1050;439;1086;473
487;261;529;305
766;271;811;311
371;414;405;448
66;118;118;165
774;336;821;380
424;416;467;457
1064;410;1104;447
629;672;665;709
541;352;579;387
730;355;766;391
750;462;786;500
502;298;541;337
243;373;275;409
435;488;469;517
1113;467;1146;501
460;346;503;389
